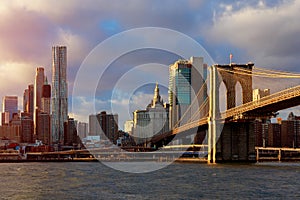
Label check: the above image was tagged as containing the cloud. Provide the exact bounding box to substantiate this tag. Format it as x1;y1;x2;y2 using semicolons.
207;0;300;69
0;5;56;64
0;61;36;111
2;0;298;125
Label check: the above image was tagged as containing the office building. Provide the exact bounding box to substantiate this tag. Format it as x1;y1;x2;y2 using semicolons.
21;115;33;143
124;120;133;134
168;57;207;129
64;118;78;146
97;111;118;143
37;112;51;145
133;83;169;145
0;125;21;143
77;122;88;139
52;46;68;144
268;123;281;147
23;84;34;118
1;112;10;125
41;78;51;114
2;96;18;125
253;89;270;101
281;117;300;148
89;114;101;136
33;67;45;135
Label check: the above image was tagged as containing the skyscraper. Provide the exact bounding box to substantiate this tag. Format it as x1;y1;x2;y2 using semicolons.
89;114;101;136
64;118;78;146
34;67;45;135
23;84;34;118
2;96;18;125
77;122;88;139
41;77;51;114
168;57;206;129
52;46;68;144
96;111;118;143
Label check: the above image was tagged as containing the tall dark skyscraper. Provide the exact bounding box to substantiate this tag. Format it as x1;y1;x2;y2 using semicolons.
52;46;68;144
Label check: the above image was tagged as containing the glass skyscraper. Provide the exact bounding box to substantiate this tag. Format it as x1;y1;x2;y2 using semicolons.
169;57;206;129
51;46;68;144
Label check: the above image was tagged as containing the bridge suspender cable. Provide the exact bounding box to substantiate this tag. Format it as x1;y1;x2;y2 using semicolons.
173;79;208;128
189;99;209;122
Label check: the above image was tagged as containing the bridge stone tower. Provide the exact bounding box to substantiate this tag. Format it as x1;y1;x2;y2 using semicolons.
217;63;254;109
208;63;255;163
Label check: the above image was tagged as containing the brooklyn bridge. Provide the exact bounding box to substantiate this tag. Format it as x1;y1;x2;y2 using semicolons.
149;63;300;163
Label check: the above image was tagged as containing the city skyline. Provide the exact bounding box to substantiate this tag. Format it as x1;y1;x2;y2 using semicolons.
1;1;300;126
0;2;299;198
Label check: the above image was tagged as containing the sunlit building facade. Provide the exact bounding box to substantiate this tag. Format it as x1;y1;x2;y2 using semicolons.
34;67;45;135
133;83;169;145
23;84;34;119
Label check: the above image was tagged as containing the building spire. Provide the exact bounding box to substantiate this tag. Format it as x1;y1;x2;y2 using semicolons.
152;82;161;107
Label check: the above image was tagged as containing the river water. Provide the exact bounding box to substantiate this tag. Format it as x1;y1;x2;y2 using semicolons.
0;161;299;199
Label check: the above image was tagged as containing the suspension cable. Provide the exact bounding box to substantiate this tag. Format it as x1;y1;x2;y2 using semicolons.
254;66;300;76
173;79;208;128
217;67;300;78
236;67;300;78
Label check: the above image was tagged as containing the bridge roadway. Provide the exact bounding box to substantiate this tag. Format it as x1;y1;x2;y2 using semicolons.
151;85;300;144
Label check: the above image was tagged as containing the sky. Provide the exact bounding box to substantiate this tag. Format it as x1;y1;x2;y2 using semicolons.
1;0;300;127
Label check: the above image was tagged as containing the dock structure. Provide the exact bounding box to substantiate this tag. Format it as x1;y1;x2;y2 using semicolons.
256;147;300;161
1;147;300;162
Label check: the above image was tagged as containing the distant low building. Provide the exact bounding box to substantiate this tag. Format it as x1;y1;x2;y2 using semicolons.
124;120;133;135
281;112;300;148
89;112;118;144
89;114;101;136
254;112;300;148
64;118;78;146
253;89;270;101
21;114;33;143
77;122;88;139
37;112;51;145
0;125;21;143
97;111;118;144
268;123;281;147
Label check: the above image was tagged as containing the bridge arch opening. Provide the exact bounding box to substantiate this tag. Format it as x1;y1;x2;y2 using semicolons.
219;81;227;113
235;81;243;107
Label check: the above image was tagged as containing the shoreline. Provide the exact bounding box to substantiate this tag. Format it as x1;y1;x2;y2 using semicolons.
1;157;300;163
